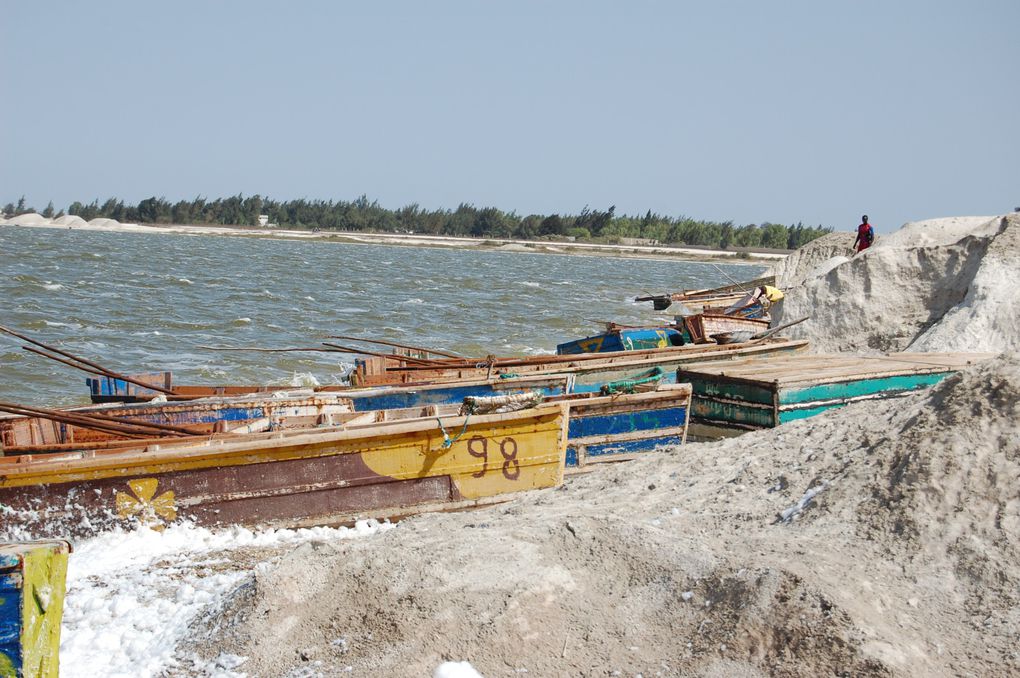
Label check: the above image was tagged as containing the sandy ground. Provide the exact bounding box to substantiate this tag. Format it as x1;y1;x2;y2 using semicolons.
0;215;787;264
176;354;1019;677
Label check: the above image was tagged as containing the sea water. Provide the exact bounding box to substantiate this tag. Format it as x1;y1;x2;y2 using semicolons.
0;226;764;407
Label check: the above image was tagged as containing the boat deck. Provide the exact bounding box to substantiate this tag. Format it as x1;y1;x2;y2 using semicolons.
678;351;994;435
678;352;993;386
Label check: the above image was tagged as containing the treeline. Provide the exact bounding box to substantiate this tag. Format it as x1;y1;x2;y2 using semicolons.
4;194;832;250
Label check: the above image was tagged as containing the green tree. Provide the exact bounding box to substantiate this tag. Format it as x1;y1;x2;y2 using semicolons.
539;214;565;236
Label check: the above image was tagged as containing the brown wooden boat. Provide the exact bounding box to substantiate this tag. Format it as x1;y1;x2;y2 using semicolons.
0;402;569;539
350;337;808;387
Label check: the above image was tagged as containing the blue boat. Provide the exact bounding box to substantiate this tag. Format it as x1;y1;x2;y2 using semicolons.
348;382;694;469
3;374;572;453
341;374;570;412
557;327;685;355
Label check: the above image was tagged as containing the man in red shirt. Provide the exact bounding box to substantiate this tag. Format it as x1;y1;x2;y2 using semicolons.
853;214;875;254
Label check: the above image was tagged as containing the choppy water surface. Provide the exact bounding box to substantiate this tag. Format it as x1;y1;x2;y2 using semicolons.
0;226;764;406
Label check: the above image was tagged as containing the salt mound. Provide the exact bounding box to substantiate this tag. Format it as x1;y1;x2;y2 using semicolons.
87;217;121;228
5;212;51;226
911;218;1020;352
51;214;88;227
770;230;856;287
875;214;999;249
179;356;1020;677
775;213;1020;354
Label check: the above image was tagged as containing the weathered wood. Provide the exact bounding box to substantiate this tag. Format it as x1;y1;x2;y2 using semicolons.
354;338;809;386
0;325;179;396
0;540;70;678
326;335;464;359
678;351;995;432
0;404;569;539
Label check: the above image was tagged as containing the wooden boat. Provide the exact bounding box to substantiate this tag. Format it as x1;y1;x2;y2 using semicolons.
681;313;770;344
677;352;994;438
5;380;693;473
1;391;359;451
86;371;291;403
84;369;570;406
556;327;684;354
341;383;693;471
0;540;70;678
3;374;572;455
75;337;807;400
0;403;569;539
634;275;776;313
352;337;808;387
701;300;769;319
556;315;771;354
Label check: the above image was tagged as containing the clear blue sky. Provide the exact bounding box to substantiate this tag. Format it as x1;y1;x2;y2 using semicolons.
3;1;1018;233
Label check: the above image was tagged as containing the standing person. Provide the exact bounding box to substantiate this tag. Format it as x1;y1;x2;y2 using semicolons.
853;214;875;254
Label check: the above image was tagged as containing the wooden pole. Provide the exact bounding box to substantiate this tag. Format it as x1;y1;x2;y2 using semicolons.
0;324;179;395
320;343;442;366
0;402;193;438
325;335;464;359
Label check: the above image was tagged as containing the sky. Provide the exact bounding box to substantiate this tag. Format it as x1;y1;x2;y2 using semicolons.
2;0;1018;233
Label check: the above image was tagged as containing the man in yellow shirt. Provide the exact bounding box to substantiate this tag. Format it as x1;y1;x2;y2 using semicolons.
759;285;784;305
725;285;784;314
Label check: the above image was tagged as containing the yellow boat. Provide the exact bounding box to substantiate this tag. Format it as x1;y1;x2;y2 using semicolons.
0;403;568;538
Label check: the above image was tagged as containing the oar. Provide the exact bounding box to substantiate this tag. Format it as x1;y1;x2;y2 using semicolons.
20;344;179;396
320;343;442;366
709;262;754;296
197;345;341;353
750;316;810;340
0;324;179;395
0;402;176;439
325;335;464;359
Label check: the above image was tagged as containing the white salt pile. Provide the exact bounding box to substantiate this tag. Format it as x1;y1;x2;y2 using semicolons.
773;213;1020;354
0;214;135;228
87;217;122;228
51;214;88;227
4;212;51;226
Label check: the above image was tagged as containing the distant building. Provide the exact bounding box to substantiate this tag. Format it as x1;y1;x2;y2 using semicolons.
258;214;271;227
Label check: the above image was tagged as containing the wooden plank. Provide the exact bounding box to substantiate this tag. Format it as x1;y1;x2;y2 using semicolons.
0;540;70;678
678;352;994;386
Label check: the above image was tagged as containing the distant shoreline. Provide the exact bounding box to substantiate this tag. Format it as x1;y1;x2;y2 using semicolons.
2;220;788;265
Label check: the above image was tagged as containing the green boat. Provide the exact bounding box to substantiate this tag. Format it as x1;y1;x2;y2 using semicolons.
677;352;993;438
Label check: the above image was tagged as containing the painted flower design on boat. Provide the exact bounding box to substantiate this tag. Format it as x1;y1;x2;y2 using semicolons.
115;478;177;530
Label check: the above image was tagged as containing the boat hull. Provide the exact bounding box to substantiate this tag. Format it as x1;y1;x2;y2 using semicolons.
677;352;993;437
0;404;568;540
556;328;684;355
355;384;694;470
356;339;810;387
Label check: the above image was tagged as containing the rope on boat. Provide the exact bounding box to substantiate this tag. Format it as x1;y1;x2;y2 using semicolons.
498;372;520;379
435;390;545;449
436;409;474;449
598;366;666;395
460;391;543;415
